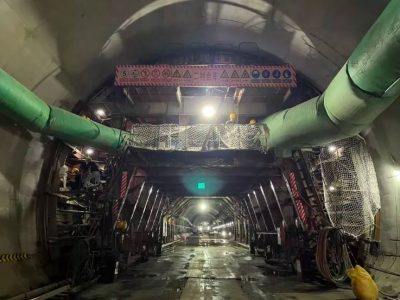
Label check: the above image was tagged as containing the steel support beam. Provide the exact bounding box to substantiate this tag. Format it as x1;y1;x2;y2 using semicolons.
269;180;286;225
252;190;269;231
150;195;164;231
137;186;155;231
247;194;261;231
282;174;305;230
113;168;137;229
259;184;277;230
145;192;162;231
128;181;145;230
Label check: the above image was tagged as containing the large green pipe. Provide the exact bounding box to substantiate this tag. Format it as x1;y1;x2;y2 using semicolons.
263;0;400;153
0;69;126;150
1;1;399;153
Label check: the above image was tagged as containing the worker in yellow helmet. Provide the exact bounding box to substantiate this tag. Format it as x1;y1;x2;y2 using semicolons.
116;219;128;231
249;119;256;125
226;113;236;125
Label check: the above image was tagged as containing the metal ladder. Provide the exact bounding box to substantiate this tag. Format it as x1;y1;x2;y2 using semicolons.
292;150;330;228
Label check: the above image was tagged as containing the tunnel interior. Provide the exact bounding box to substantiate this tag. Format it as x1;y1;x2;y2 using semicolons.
1;0;400;299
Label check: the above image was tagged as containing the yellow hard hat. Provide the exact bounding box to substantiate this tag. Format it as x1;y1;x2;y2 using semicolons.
116;220;128;230
249;119;256;125
229;113;236;119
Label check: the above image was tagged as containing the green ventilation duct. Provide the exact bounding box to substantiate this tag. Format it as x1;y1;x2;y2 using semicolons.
0;1;399;153
0;69;127;150
262;0;400;153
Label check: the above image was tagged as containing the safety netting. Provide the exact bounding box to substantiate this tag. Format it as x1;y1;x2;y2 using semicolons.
126;124;267;152
320;137;380;238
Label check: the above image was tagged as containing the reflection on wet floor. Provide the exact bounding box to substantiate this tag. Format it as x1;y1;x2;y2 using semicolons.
77;238;354;300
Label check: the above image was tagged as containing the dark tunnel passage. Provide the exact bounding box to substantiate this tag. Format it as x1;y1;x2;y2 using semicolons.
1;1;400;299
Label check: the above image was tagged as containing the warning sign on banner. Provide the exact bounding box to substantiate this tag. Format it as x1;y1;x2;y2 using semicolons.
115;64;296;88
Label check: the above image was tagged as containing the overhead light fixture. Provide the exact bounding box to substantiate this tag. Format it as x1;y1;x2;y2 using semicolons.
95;108;106;117
328;185;336;192
85;148;94;155
328;145;337;153
199;202;208;212
201;105;216;118
221;230;227;237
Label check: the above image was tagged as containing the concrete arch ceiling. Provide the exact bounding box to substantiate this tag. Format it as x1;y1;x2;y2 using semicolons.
0;0;388;108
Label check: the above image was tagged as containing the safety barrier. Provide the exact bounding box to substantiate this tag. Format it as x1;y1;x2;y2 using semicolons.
0;253;30;263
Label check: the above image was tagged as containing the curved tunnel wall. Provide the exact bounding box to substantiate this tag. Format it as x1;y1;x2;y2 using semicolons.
0;0;396;297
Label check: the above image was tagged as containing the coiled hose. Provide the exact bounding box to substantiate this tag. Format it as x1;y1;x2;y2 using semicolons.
316;227;353;284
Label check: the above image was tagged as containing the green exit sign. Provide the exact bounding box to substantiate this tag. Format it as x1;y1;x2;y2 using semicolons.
197;182;206;190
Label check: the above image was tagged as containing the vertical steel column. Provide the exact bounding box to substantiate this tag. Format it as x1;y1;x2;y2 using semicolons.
244;221;248;242
247;194;261;231
259;184;277;230
128;181;145;230
234;218;238;241
252;190;269;231
282;174;305;230
144;191;161;231
158;202;168;241
270;180;286;224
136;185;154;231
150;195;164;231
114;169;137;229
243;197;255;229
157;201;168;228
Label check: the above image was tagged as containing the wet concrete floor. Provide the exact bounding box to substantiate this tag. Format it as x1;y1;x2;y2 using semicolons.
77;239;354;300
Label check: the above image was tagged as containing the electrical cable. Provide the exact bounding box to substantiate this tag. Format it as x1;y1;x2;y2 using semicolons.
316;227;352;284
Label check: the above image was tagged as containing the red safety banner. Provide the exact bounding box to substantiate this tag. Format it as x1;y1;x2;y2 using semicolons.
115;64;296;88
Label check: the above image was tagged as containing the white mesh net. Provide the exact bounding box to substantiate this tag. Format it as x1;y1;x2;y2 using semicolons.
320;137;380;238
126;124;267;151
